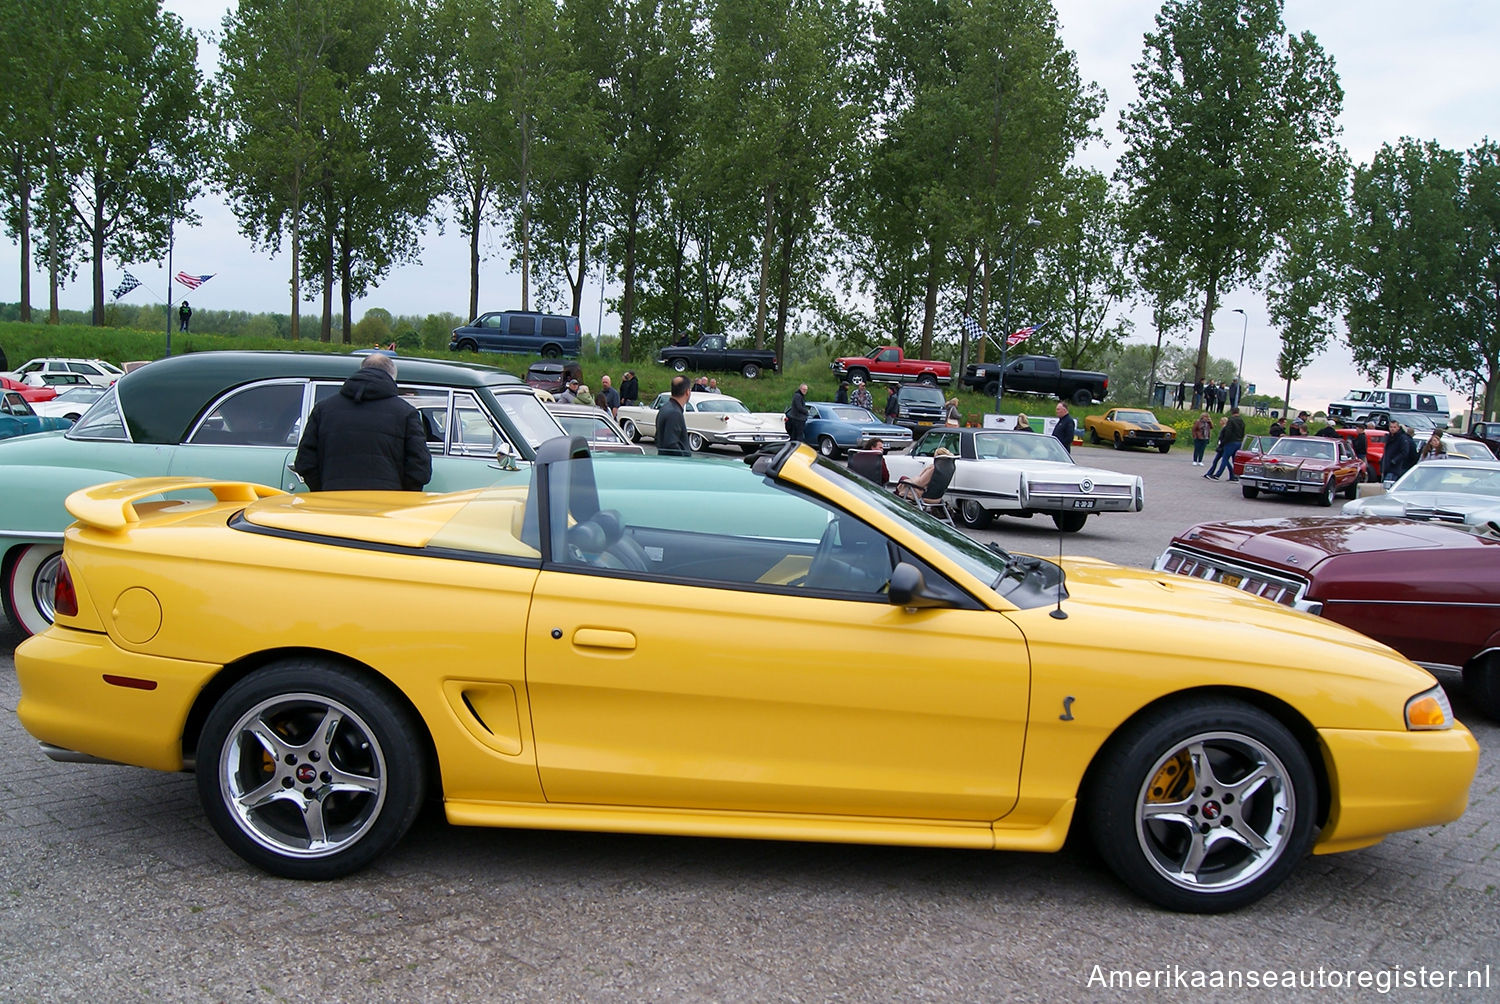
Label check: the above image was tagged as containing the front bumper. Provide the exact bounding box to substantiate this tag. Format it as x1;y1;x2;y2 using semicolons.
1315;724;1479;853
15;626;219;772
1242;476;1324;495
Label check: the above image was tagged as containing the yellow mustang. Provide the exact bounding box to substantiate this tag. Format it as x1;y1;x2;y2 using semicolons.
15;439;1478;912
1083;408;1178;453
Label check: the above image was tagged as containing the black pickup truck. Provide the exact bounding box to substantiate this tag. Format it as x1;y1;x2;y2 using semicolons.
962;354;1108;405
657;335;779;380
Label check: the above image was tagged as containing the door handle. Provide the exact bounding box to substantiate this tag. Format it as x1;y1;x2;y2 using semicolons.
571;628;637;651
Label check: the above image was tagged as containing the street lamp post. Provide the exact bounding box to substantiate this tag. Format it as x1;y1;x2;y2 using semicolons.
1231;308;1247;393
996;217;1041;412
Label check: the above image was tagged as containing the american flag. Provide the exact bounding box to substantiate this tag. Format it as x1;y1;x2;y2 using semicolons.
175;272;214;290
960;315;987;343
111;272;141;300
1007;324;1038;347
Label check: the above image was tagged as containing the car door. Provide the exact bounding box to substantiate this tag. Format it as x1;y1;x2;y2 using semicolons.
523;459;1030;822
169;380;307;492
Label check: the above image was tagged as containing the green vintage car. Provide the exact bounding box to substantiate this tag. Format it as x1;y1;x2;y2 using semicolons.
0;351;562;635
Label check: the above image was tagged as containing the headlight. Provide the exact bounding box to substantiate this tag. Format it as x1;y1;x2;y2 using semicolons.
1299;470;1322;482
1244;464;1262;475
1405;685;1455;730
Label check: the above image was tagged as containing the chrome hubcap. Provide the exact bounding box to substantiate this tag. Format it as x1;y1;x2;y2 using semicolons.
1134;731;1294;892
31;549;63;623
219;693;387;859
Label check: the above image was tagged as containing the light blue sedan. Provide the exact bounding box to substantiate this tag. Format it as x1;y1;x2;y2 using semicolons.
801;402;912;458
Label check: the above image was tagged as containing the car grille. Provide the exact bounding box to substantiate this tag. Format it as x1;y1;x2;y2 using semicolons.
1028;481;1133;496
1155;548;1312;608
1400;507;1467;523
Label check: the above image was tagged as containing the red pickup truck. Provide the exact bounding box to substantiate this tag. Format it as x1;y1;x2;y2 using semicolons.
830;346;952;387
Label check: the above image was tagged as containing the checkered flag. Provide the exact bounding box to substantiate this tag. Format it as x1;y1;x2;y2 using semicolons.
111;272;141;300
961;315;987;343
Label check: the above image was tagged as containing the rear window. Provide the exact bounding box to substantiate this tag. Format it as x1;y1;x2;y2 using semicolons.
540;316;567;337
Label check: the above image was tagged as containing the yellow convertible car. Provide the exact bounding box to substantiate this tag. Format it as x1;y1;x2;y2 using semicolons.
15;440;1479;912
1083;408;1178;452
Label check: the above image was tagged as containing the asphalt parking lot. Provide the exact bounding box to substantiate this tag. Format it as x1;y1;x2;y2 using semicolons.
1;441;1495;1001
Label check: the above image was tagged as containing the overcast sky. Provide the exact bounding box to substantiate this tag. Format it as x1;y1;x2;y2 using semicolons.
5;0;1497;413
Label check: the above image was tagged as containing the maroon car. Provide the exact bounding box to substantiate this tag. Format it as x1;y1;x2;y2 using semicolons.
1238;435;1365;505
1155;515;1500;720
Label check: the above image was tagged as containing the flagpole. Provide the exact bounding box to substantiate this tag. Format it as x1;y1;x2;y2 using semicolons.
165;203;174;357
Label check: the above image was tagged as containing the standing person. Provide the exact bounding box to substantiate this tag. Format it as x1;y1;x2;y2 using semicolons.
1418;429;1447;462
850;378;873;412
1175;381;1186;408
1352;420;1372;478
1382;420;1417;482
575;384;595;407
293;353;431;492
943;397;962;425
619;370;639;407
1228;379;1241;409
706;378;720;393
1290;410;1310;435
786;383;810;444
835;381;850;404
1268;415;1286;438
556;378;580;403
1013;413;1032;431
883;384;900;423
1191;412;1214;465
656;375;692;456
1204;406;1245;480
598;374;620;416
1052;402;1076;454
1204;381;1217;413
178;300;192;332
1192;378;1204;410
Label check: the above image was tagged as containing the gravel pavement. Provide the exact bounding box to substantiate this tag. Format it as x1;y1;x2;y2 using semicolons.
1;441;1495;1001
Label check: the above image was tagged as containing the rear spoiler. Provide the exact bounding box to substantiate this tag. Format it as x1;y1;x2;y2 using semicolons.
65;478;286;532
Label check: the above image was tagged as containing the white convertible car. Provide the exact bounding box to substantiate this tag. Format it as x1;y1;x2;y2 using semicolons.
884;427;1145;532
617;392;790;453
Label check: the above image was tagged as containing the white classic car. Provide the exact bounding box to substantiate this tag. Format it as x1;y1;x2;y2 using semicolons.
1342;457;1500;525
884;427;1145;532
617;391;790;453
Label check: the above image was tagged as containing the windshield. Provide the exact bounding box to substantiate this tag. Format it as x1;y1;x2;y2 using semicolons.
1115;410;1158;424
972;432;1070;462
492;388;565;449
1267;439;1337;461
1343;390;1371;401
809;456;1063;605
1392;463;1500;496
694;398;751;414
902;387;944;406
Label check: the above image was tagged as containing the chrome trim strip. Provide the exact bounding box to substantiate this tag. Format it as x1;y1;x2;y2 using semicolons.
1414;661;1465;675
39;743;127;766
0;530;65;541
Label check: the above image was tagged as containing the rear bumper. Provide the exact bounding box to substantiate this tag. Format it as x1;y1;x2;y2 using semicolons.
15;626;218;772
1314;724;1479;853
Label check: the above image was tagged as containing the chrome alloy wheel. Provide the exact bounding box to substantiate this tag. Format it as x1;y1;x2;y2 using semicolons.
1134;730;1295;894
217;693;388;860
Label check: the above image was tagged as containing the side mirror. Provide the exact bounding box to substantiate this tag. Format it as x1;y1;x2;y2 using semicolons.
493;442;519;471
887;562;950;609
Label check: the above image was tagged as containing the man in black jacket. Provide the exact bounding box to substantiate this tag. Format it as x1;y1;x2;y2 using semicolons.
294;353;432;491
786;383;809;444
1381;420;1418;483
656;375;692;456
1052;402;1076;454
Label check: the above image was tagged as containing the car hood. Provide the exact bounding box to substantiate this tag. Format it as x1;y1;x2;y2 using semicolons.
1346;491;1500;522
1169;515;1478;571
1255;455;1335;472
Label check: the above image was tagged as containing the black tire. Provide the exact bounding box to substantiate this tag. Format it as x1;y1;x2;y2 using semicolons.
1113;433;1123;451
669;357;688;373
195;660;427;880
1071;387;1093;406
1242;485;1259;499
982;380;1000;398
848;368;870;385
456;339;478;353
619;419;640;442
1462;655;1500;721
1085;699;1317;913
1158;444;1171;454
1342;480;1358;500
541;344;563;359
1318;479;1335;507
741;362;761;380
955;498;991;529
817;436;839;458
917;373;938;387
1051;511;1088;533
1090;427;1102;445
687;431;707;452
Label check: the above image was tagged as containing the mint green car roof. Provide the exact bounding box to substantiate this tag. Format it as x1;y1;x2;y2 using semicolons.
115;351;522;444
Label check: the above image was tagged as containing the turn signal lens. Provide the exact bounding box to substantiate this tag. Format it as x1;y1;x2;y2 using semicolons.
1404;686;1454;730
54;559;78;618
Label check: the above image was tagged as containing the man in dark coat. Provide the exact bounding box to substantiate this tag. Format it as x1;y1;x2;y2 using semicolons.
1052;402;1076;454
293;353;432;491
619;370;639;407
1381;420;1418;482
786;383;809;444
178;300;192;332
656;375;692;456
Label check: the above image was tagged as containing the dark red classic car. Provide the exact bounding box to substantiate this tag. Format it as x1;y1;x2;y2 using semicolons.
1156;515;1500;720
1238;435;1365;505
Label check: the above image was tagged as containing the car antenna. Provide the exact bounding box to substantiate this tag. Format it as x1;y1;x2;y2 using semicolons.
1050;528;1068;620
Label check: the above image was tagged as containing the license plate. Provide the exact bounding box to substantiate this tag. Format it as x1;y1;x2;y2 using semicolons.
1072;499;1094;509
1264;482;1288;492
1221;573;1243;588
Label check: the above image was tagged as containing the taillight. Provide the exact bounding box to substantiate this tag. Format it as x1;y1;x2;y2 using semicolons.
54;559;78;618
